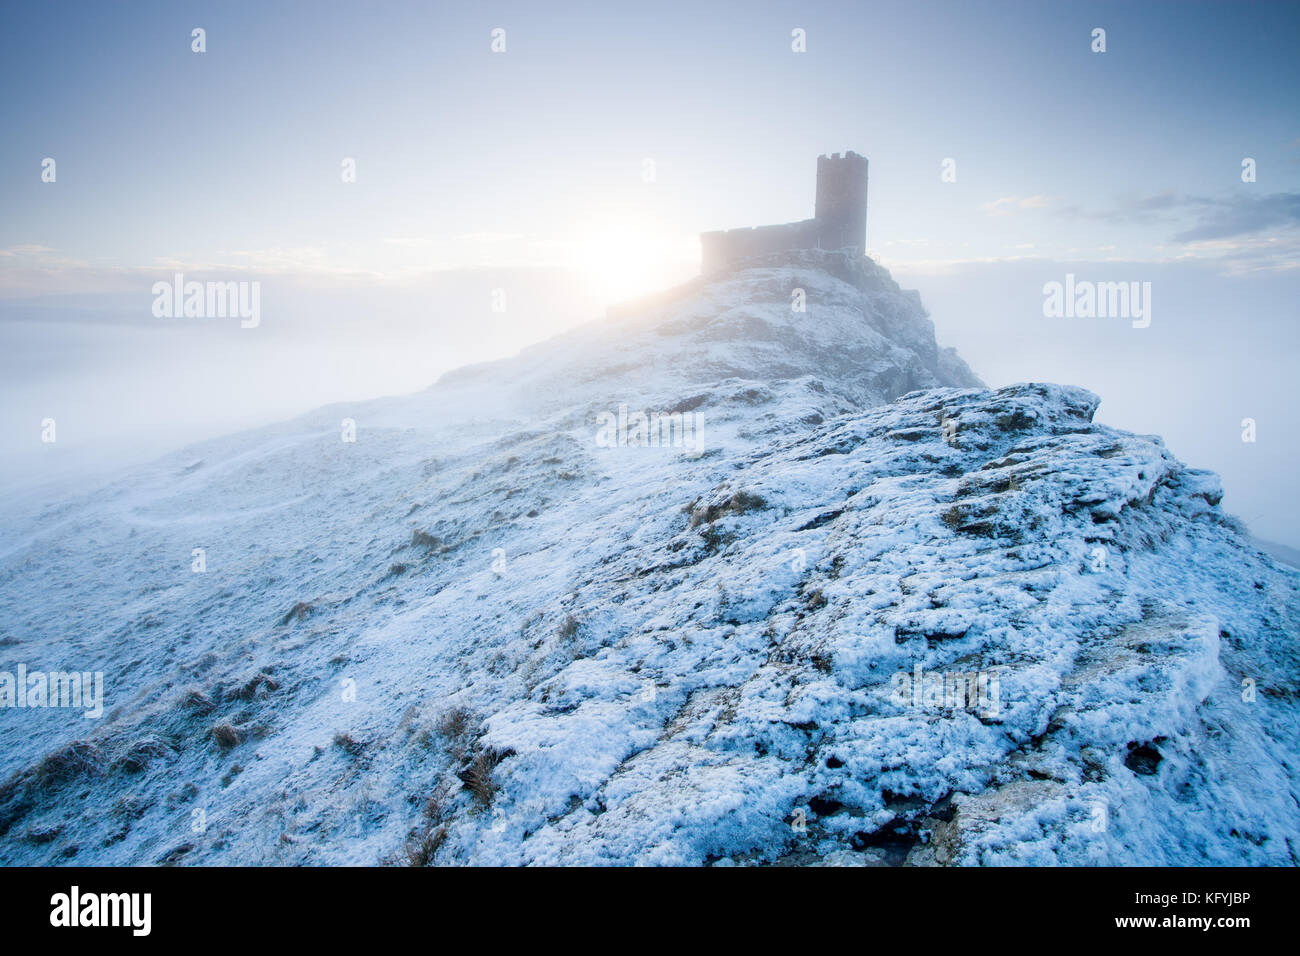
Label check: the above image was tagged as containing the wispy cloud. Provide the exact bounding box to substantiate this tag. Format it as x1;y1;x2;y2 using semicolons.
1172;193;1300;242
1053;190;1300;243
1053;191;1202;226
0;244;56;258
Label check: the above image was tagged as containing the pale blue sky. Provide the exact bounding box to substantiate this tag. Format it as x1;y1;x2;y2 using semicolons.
3;0;1298;294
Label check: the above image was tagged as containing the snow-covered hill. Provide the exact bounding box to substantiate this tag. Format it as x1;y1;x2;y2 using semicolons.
1;250;1296;866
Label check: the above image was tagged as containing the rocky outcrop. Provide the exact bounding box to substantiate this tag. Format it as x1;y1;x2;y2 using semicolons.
0;257;1294;866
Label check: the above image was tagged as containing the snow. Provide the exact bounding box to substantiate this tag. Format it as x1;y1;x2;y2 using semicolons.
1;250;1296;866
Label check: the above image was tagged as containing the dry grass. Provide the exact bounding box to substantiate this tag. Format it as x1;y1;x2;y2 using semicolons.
114;736;175;773
687;489;767;528
403;824;447;866
231;672;280;701
557;614;580;641
181;688;215;716
402;796;448;866
279;601;314;626
459;749;501;807
332;732;366;758
435;706;474;741
36;741;104;790
211;723;240;750
410;529;442;552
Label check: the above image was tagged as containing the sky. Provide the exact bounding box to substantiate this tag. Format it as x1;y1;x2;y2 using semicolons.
1;0;1298;540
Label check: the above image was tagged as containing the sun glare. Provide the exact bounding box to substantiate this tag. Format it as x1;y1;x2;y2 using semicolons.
567;226;698;306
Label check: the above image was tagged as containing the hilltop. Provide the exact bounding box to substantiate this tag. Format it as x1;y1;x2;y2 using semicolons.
1;250;1296;866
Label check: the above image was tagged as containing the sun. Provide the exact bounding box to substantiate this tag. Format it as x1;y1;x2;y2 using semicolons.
567;226;697;306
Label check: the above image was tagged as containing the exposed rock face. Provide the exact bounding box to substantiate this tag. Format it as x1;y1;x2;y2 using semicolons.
0;253;1295;866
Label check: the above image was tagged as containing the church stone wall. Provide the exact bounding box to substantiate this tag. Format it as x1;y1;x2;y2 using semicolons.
700;151;868;274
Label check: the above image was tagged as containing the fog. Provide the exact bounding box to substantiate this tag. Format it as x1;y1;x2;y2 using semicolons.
2;256;1297;549
0;268;607;493
901;258;1300;548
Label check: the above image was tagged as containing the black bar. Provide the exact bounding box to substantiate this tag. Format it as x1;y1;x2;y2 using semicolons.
0;866;1278;942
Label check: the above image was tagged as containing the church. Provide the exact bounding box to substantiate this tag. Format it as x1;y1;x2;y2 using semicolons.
699;151;869;273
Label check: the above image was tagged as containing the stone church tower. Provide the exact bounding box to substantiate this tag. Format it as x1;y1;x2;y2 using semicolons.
813;151;869;254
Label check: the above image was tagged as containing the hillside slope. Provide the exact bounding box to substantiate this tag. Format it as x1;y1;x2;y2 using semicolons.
1;251;1296;866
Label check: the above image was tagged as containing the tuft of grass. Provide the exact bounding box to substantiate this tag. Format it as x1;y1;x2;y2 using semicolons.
333;732;366;758
404;823;447;866
402;796;448;866
459;749;502;807
231;672;280;701
181;688;215;716
26;823;63;845
279;601;314;626
211;723;240;750
435;706;474;741
687;489;768;528
940;506;964;531
36;741;104;790
114;736;175;773
803;588;828;612
410;529;442;552
432;706;479;761
557;614;580;643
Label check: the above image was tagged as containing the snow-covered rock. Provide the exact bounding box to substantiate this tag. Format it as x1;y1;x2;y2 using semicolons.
0;251;1295;866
